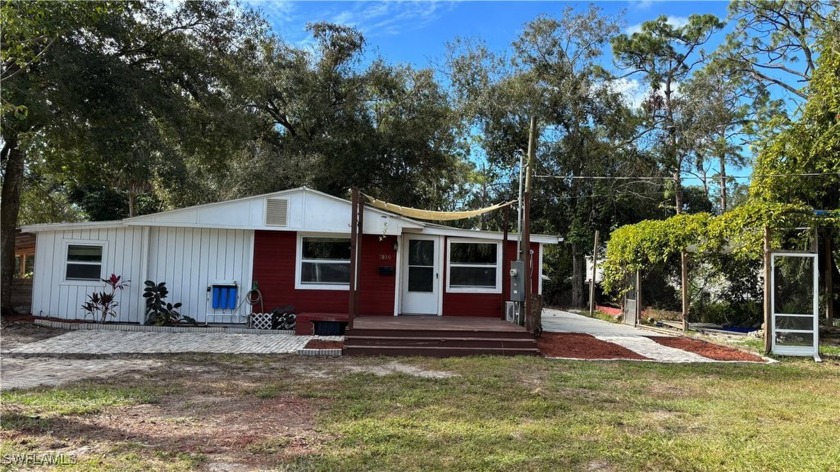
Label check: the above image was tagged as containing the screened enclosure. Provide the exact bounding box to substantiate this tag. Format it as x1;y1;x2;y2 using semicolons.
771;252;820;359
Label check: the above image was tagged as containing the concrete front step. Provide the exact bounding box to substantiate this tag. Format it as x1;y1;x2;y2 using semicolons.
343;345;542;357
345;335;538;349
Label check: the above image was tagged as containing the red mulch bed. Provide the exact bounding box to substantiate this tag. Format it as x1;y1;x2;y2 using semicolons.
304;340;344;349
538;333;650;360
649;336;765;362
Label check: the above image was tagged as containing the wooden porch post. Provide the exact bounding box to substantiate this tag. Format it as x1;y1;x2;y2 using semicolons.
635;269;642;326
502;204;509;320
355;193;363;318
348;188;359;329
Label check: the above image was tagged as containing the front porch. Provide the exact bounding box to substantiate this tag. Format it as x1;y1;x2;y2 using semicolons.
344;315;540;357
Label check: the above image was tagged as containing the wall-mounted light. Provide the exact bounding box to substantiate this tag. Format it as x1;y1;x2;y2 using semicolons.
393;240;399;252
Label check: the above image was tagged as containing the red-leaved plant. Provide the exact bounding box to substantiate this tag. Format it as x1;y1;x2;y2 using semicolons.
81;274;129;323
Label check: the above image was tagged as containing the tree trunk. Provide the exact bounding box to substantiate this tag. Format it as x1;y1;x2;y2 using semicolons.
675;166;689;331
674;171;683;214
1;138;25;316
128;190;136;218
719;130;727;213
823;229;836;325
665;76;688;331
681;250;689;331
571;243;583;307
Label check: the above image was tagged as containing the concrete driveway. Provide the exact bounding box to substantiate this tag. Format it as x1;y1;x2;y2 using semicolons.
542;309;663;337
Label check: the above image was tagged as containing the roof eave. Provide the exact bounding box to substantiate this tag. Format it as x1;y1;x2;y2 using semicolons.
20;220;125;233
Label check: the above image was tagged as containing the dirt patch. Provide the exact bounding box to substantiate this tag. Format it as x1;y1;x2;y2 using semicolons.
4;392;324;469
649;337;765;362
304;340;344;350
0;320;67;350
538;333;650;360
346;361;458;379
1;358;163;390
586;460;617;471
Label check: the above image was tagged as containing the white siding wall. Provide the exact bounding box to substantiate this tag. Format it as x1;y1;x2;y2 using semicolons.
31;227;145;322
125;188;420;235
147;227;254;323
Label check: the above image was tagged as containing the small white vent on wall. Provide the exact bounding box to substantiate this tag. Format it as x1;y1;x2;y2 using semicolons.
266;198;289;226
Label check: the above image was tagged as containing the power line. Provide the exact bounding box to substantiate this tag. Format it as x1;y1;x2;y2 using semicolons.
534;172;839;181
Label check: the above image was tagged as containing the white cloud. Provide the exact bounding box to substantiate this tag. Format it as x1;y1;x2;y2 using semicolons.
609;77;647;110
243;0;311;46
625;15;690;35
161;0;185;14
243;0;298;33
326;1;449;37
629;0;655;10
244;0;295;18
607;77;685;110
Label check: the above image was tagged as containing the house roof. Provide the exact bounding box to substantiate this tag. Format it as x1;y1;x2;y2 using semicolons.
20;187;561;243
21;220;124;232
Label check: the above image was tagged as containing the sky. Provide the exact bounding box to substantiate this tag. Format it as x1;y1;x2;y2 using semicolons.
247;1;731;70
246;0;739;119
243;0;749;182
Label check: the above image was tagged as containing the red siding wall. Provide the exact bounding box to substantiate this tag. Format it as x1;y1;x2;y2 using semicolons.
252;231;397;316
441;240;540;318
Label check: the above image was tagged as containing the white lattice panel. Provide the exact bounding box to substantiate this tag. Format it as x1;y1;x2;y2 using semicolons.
251;313;273;330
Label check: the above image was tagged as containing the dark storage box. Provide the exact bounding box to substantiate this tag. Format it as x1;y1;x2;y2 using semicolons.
314;321;347;336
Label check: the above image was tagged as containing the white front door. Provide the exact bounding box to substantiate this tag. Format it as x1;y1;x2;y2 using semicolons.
401;236;440;315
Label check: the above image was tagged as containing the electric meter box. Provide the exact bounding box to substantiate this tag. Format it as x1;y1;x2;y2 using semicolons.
510;261;525;302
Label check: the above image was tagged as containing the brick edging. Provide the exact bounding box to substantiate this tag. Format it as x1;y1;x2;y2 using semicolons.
297;348;342;357
33;319;295;335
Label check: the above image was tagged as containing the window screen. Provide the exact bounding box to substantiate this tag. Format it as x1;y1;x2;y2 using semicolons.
300;237;351;285
66;245;103;281
449;242;498;290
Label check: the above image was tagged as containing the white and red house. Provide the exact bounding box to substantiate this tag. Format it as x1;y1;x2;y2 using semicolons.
22;187;559;326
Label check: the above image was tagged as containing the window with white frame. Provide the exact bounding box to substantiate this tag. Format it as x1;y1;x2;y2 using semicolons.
447;241;500;292
298;236;351;288
66;244;103;281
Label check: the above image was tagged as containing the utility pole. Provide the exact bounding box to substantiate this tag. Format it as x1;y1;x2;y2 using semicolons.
589;230;599;316
517;150;524;258
522;116;537;328
763;225;772;354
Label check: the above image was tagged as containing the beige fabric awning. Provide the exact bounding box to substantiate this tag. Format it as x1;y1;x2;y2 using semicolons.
363;194;516;221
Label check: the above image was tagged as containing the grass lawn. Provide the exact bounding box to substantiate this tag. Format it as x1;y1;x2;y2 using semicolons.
2;352;840;471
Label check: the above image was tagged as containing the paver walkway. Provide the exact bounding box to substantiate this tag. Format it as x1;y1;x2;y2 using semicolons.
1;330;344;390
3;330;341;355
596;335;712;363
542;309;717;363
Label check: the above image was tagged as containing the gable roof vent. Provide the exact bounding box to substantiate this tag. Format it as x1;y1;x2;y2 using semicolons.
265;198;288;226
